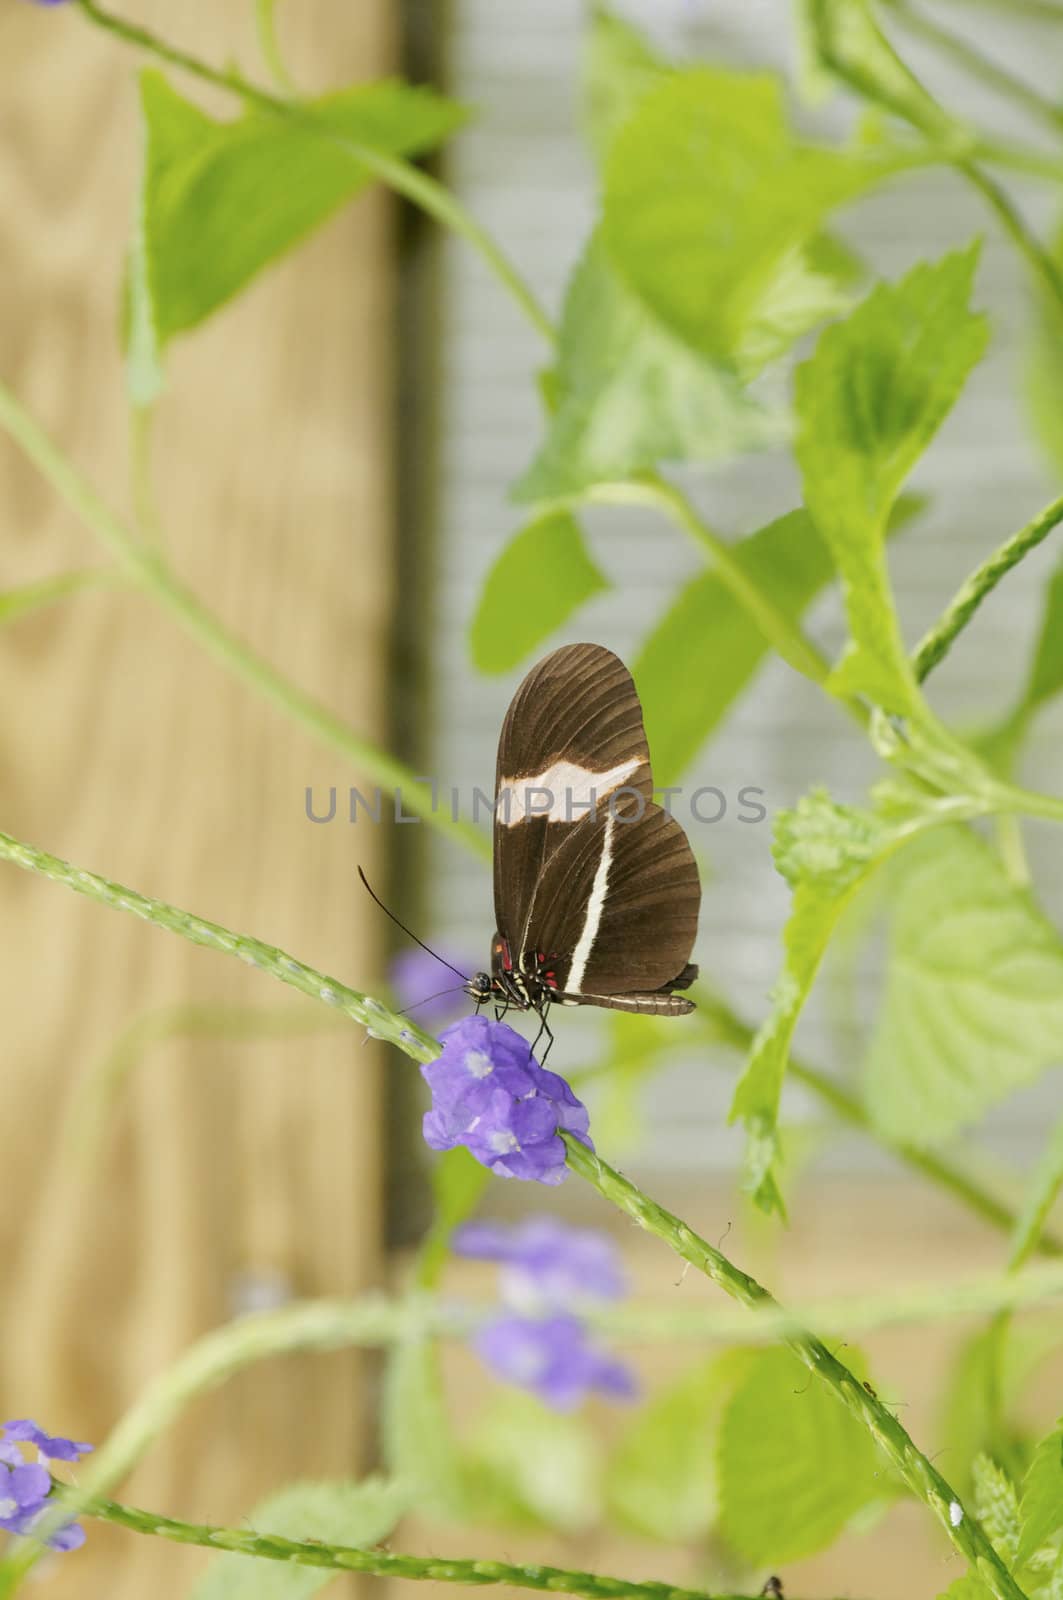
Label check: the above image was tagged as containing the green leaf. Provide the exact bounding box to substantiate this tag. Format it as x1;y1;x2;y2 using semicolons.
1018;1421;1063;1565
582;7;668;163
634;496;924;785
936;1579;993;1600
1009;1113;1063;1270
602;66;909;366
864;825;1063;1148
635;510;829;784
191;1477;409;1599
729;791;898;1214
140;70;464;343
717;1347;885;1565
469;512;608;674
514;235;780;503
606;1356;746;1542
1011;1420;1063;1555
465;1392;601;1533
937;1321;1047;1496
795;244;989;714
972;1453;1021;1567
733;238;856;380
382;1336;466;1521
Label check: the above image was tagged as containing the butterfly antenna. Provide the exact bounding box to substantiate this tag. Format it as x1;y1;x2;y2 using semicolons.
356;866;470;983
397;983;469;1017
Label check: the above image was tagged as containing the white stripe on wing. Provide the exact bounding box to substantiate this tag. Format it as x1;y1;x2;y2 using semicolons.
496;757;641;826
565;813;614;995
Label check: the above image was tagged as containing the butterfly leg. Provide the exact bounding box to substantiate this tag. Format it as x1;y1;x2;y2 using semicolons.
530;1004;554;1064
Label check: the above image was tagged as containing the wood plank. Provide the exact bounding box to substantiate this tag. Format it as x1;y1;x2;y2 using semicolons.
0;3;396;1592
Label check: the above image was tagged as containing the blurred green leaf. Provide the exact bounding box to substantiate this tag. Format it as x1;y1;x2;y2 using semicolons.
864;826;1063;1148
465;1391;601;1533
588;1012;677;1151
1026;221;1063;478
469;512;608;674
717;1347;885;1565
606;1356;746;1542
635;509;829;786
937;1319;1050;1496
634;496;924;785
730;792;898;1214
971;556;1063;775
602;67;909;366
936;1578;993;1600
972;1453;1021;1567
191;1477;409;1599
1023;558;1063;715
582;7;668;162
1018;1420;1063;1564
734;238;855;379
140;70;465;342
382;1336;467;1521
514;234;780;504
432;1145;490;1232
796;244;988;713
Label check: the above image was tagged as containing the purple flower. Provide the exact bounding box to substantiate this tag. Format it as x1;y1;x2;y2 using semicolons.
389;948;474;1031
0;1420;91;1552
453;1216;627;1309
474;1314;637;1412
420;1016;592;1185
1;1422;93;1464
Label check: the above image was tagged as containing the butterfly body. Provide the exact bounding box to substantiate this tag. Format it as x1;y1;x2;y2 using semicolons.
470;643;701;1027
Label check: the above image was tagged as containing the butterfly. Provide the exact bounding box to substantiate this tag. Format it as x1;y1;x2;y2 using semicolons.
464;643;701;1034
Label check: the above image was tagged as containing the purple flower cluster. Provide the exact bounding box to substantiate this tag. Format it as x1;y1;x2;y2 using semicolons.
453;1216;637;1411
454;1215;627;1308
0;1420;93;1553
421;1016;592;1185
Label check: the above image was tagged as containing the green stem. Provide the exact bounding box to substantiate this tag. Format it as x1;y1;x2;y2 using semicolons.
601;1257;1063;1344
11;1258;1063;1575
934;0;1063;25
76;0;554;346
0;826;439;1062
813;6;1063;316
914;491;1063;682
960;161;1063;311
586;479;837;689
883;0;1063;134
253;0;295;94
0;377;489;858
563;1136;1030;1600
970;138;1063;182
129;403;164;547
62;1497;774;1600
64;1000;350;1164
0;567;121;627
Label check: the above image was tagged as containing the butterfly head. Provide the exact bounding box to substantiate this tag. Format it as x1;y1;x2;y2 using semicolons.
464;971;494;1006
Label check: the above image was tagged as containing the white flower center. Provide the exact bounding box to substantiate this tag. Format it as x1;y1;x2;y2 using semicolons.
464;1049;493;1079
488;1130;520;1154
